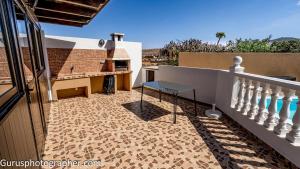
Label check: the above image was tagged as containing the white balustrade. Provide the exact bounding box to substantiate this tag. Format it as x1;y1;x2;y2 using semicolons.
235;78;246;111
264;86;281;130
274;88;295;137
228;56;300;167
255;84;270;125
248;81;261;119
287;91;300;145
241;80;253;115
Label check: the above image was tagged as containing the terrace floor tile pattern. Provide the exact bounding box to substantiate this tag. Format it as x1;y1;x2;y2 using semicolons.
42;89;297;169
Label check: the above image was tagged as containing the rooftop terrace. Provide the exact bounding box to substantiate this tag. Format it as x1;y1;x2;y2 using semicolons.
42;89;295;169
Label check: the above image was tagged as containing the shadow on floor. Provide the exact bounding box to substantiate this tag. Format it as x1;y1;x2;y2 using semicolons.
122;100;171;122
134;88;295;169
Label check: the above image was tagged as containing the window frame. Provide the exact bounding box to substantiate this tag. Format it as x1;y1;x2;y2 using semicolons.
30;23;45;76
0;0;24;121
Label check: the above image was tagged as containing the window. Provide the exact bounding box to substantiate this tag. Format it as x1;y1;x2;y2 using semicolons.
14;3;33;83
0;20;14;96
30;24;45;73
35;29;45;69
0;0;23;117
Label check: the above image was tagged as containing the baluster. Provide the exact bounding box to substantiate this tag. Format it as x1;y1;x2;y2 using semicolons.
255;83;270;125
248;81;260;119
274;88;295;137
241;80;253;115
235;78;246;111
231;76;240;108
264;86;281;130
286;91;300;145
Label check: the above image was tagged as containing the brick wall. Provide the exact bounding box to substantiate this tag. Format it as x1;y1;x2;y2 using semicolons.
1;48;109;78
47;48;108;76
0;48;11;78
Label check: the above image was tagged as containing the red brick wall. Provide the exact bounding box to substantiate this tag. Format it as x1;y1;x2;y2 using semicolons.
47;48;108;76
1;47;109;78
22;47;34;78
0;47;33;80
0;48;11;79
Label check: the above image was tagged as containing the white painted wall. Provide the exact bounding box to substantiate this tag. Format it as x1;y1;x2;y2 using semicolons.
45;35;107;49
151;65;235;113
41;31;53;100
120;41;142;87
43;35;142;88
142;66;159;83
155;65;219;104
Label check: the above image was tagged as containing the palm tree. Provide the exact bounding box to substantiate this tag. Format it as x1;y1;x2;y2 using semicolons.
216;32;226;46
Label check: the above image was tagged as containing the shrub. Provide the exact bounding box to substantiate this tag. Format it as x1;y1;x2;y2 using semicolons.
159;36;300;65
271;40;300;53
234;36;272;52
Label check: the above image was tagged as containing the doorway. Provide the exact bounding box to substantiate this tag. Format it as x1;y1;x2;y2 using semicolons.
14;2;46;159
146;70;155;82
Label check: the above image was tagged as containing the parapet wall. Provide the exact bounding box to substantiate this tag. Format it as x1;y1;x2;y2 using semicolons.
179;52;300;81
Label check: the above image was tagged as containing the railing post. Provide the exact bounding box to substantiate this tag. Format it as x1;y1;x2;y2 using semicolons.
274;88;295;137
255;83;270;125
286;91;300;145
230;56;244;108
241;80;253;115
235;78;246;111
248;81;260;119
264;85;281;131
229;56;244;73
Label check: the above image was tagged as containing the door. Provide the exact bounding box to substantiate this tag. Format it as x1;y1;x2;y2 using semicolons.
14;2;45;159
147;70;155;82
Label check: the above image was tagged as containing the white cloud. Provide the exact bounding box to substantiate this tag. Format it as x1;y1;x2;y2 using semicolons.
297;0;300;6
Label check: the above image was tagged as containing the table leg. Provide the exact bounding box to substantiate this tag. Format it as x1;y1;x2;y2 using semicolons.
173;93;178;124
193;89;197;116
140;84;144;110
159;89;162;102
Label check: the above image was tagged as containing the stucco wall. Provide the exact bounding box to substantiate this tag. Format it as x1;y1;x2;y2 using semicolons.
179;52;300;81
121;41;142;87
156;65;219;104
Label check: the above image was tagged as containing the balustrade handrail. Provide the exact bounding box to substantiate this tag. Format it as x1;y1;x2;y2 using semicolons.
235;72;300;91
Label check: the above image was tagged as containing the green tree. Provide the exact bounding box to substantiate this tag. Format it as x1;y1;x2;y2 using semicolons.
216;32;226;46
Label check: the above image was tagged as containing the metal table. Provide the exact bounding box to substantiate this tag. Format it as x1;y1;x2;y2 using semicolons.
140;81;197;124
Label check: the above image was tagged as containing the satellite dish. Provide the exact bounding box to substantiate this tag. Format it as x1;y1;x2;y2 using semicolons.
98;39;105;47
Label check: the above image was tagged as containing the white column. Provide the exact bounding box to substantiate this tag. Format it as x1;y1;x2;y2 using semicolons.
255;83;270;125
286;91;300;145
235;78;246;111
274;88;295;137
264;86;281;130
241;80;253;115
248;81;260;119
230;56;244;108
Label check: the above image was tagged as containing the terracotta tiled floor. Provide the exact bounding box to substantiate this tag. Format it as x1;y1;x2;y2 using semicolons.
42;89;296;169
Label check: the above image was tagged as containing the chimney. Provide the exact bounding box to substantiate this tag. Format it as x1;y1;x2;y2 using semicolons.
108;33;130;60
111;33;125;42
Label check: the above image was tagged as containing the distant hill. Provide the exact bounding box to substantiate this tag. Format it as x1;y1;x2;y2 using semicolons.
271;37;300;42
142;48;161;57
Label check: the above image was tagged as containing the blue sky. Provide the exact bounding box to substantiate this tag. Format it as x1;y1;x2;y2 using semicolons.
41;0;300;49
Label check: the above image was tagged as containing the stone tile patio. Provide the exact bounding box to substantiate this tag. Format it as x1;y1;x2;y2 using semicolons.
42;89;296;169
